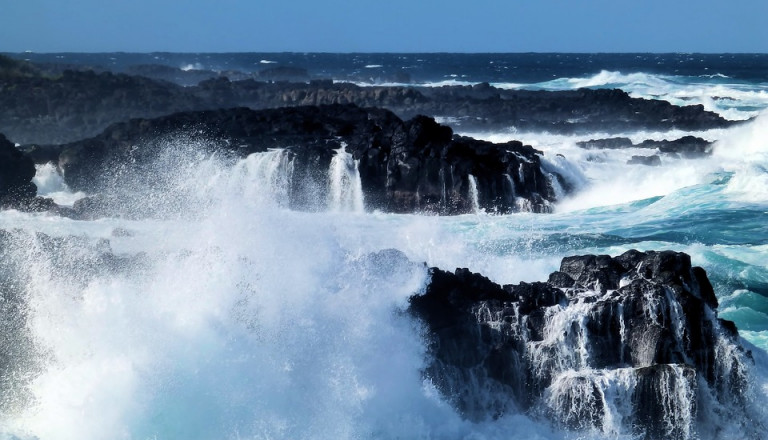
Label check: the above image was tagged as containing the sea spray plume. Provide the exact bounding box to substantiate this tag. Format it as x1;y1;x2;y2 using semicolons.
64;133;354;219
712;111;768;204
0;144;482;439
0;230;150;429
0;231;43;422
58;129;238;220
409;250;767;439
328;143;365;213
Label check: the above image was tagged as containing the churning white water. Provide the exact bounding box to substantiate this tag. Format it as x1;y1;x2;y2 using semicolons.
32;163;85;206
227;148;295;207
1;152;442;440
1;114;768;440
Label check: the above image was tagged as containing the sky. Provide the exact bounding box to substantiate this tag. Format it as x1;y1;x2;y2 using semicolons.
1;0;767;53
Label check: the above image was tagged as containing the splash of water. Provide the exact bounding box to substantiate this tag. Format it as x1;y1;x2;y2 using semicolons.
468;174;480;214
328;145;365;213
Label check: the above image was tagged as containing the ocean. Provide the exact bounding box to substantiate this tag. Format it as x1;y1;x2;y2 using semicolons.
1;53;768;439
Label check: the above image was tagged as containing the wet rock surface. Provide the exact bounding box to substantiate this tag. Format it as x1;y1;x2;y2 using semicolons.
409;250;760;439
52;104;559;215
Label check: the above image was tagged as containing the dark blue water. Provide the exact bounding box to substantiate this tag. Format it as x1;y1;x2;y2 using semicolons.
8;52;768;83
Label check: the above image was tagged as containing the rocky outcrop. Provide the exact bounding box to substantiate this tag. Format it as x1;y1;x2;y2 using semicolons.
578;135;714;159
0;132;93;215
577;137;634;150
636;136;714;158
0;133;59;212
0;69;735;144
126;64;222;86
196;80;733;134
0;133;36;206
627;154;662;166
408;250;760;439
53;104;559;216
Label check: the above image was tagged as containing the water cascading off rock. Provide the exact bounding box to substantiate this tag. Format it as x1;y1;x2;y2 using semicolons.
408;250;762;440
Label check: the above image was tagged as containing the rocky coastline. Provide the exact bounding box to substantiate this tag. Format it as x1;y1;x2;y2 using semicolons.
12;104;561;217
0;61;736;145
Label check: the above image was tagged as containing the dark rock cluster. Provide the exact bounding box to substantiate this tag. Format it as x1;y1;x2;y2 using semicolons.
409;250;758;439
0;133;36;206
50;104;559;216
0;69;735;145
578;135;714;162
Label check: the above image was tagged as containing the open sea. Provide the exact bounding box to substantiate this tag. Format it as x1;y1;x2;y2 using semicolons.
1;53;768;439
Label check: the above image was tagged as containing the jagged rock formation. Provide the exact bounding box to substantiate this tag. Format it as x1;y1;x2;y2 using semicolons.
51;104;558;216
636;136;714;158
0;69;734;144
0;133;36;206
182;79;736;135
408;250;761;439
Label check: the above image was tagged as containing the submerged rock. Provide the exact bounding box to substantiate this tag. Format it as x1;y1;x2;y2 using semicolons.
576;137;634;150
409;250;760;439
627;154;662;166
578;135;714;159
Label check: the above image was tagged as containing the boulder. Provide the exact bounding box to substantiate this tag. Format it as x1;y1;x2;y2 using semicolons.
408;250;757;439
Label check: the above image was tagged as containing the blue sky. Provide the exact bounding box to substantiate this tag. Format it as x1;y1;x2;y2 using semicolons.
1;0;766;53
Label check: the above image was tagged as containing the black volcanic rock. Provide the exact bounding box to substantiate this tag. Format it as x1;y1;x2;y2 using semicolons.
576;137;634;150
0;133;36;206
0;70;204;144
0;132;65;213
408;250;758;439
205;81;733;134
627;154;662;166
55;104;560;216
16;143;62;164
0;69;735;144
578;135;714;159
638;135;714;158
